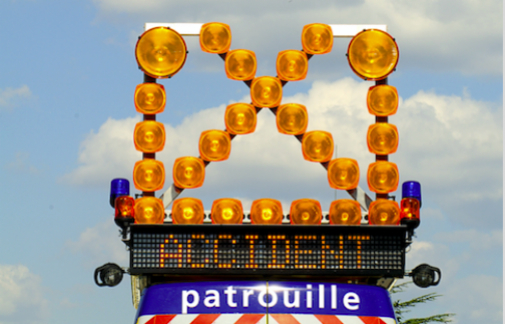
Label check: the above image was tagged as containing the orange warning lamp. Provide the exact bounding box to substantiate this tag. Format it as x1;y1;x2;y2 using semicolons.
302;131;334;162
347;29;399;81
134;121;166;153
211;198;243;224
172;198;204;224
225;103;257;135
329;199;362;225
367;161;399;193
250;76;283;108
200;22;231;54
134;83;166;114
276;50;308;81
289;199;322;225
301;23;333;54
133;159;165;192
367;85;398;116
250;199;283;225
367;123;399;155
276;103;308;135
225;49;257;81
134;197;165;224
199;130;231;162
327;158;360;190
135;27;187;79
368;199;400;225
114;196;135;227
172;157;205;189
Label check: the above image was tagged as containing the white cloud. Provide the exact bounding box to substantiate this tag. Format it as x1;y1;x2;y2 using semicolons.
0;264;49;324
0;85;32;111
93;0;502;76
4;152;40;174
66;220;129;267
61;116;141;187
64;77;502;228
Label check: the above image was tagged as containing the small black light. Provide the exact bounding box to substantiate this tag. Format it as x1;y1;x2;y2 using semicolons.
410;263;441;288
94;263;124;287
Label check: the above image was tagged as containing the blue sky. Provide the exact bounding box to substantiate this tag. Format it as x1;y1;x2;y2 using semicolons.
0;0;502;323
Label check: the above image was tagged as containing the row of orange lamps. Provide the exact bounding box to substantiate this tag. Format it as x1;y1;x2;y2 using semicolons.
129;27;192;224
346;29;401;225
171;198;361;225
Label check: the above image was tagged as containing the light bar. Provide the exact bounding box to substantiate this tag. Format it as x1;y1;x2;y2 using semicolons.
145;23;204;35
329;25;387;37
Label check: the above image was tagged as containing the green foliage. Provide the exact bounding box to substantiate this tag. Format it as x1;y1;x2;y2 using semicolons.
391;282;455;324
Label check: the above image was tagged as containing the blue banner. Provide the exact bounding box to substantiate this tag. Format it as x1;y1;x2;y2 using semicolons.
137;281;395;318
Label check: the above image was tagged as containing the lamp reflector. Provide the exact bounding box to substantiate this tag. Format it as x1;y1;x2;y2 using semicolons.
327;158;360;190
135;27;187;78
276;103;308;135
200;22;231;54
211;198;243;224
367;123;399;155
367;85;398;116
225;49;257;81
301;23;333;54
172;198;204;224
133;159;165;192
114;196;135;227
367;161;399;193
290;199;322;225
276;50;308;81
329;199;362;225
368;199;400;225
172;157;205;189
250;199;283;225
199;130;231;162
250;76;283;108
302;131;334;162
134;83;166;114
225;103;257;135
347;29;399;81
134;197;165;224
134;121;166;153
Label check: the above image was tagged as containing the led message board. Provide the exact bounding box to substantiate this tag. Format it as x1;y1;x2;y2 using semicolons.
130;225;406;277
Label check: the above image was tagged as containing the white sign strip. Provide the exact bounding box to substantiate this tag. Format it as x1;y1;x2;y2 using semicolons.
212;314;243;324
145;23;203;35
336;315;368;324
292;314;325;323
168;314;199;324
330;24;387;37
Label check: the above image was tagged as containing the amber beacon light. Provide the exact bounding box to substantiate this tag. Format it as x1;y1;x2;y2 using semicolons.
134;196;165;224
172;198;205;224
211;198;244;224
347;29;399;80
225;103;257;135
134;83;166;114
289;199;322;225
200;22;232;54
250;199;283;225
225;49;257;81
135;27;188;78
